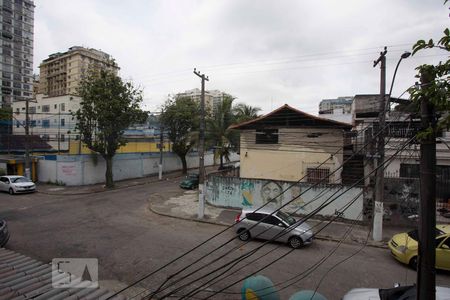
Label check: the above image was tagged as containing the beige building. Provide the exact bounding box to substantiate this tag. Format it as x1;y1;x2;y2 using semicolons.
230;104;351;183
38;46;119;97
176;88;232;113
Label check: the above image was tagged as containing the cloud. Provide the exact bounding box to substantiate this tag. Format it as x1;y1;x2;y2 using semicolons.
34;0;449;114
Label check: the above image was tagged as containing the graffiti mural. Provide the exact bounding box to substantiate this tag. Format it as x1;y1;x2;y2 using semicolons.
241;181;255;206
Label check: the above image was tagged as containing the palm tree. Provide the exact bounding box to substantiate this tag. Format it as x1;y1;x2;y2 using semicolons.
233;103;261;123
206;95;238;168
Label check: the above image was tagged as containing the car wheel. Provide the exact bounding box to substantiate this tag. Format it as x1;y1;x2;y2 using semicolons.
238;229;251;241
8;188;14;195
288;236;304;249
409;256;418;270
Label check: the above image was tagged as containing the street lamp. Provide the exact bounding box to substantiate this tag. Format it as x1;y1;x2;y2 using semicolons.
388;51;411;99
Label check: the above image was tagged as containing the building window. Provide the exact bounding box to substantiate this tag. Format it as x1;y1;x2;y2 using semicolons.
60;118;65;127
16;120;20;128
54;104;57;109
60;134;65;142
29;106;36;114
30;120;36;127
42;105;50;112
255;129;278;144
60;103;65;111
42;120;50;128
307;168;330;184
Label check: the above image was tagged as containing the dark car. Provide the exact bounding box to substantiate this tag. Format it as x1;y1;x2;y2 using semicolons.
180;173;199;189
0;220;10;247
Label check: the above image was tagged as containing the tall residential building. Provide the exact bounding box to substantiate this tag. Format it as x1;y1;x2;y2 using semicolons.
38;46;119;97
176;88;232;113
0;0;35;107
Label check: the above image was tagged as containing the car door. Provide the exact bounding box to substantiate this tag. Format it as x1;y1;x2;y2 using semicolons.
436;236;450;270
259;215;286;241
245;213;267;239
0;177;8;192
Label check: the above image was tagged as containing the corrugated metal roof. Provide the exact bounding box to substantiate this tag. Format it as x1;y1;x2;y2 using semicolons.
0;248;126;300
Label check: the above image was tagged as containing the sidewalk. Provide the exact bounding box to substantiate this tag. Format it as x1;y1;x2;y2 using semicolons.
149;189;409;249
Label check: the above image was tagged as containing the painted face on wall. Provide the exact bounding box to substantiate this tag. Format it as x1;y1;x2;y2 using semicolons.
261;181;283;207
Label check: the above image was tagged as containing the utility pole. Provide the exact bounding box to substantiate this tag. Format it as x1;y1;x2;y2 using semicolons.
159;122;164;180
58;103;61;154
417;71;436;300
194;68;209;219
24;98;31;179
372;47;387;242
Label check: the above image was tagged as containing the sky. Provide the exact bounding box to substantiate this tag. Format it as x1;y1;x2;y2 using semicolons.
33;0;449;115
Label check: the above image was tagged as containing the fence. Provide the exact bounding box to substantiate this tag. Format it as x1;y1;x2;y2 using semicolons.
38;152;239;186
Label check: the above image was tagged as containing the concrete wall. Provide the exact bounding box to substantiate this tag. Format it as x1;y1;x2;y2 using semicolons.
38;151;238;186
239;128;344;183
206;175;363;221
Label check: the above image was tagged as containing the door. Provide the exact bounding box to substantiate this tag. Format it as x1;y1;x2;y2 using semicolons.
436;237;450;270
260;215;287;241
0;177;9;192
245;213;267;239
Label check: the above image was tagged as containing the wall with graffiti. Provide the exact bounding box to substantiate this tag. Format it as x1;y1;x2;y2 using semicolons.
206;175;364;221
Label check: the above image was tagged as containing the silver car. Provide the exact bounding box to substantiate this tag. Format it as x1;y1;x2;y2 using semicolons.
0;175;36;195
235;208;313;248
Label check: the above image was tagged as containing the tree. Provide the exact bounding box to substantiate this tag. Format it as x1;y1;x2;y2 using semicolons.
75;68;147;188
233;103;261;123
408;27;450;136
160;96;199;174
207;95;238;168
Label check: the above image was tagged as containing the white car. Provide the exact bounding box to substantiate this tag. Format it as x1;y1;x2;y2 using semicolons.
0;175;36;195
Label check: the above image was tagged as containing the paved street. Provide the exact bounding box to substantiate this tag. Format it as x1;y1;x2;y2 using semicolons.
0;177;449;300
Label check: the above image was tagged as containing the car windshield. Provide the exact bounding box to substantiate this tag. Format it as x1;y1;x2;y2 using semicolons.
188;174;198;179
12;177;31;183
407;228;445;241
276;211;296;226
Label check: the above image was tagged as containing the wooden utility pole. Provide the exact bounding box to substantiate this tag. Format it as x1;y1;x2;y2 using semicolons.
417;71;436;300
194;68;209;219
372;47;387;242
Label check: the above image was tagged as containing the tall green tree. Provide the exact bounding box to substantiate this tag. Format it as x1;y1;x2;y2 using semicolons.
408;26;450;136
75;68;147;188
207;95;238;168
233;103;261;123
160;96;199;174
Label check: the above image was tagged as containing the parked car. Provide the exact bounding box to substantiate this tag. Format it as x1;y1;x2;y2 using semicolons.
235;208;313;249
343;285;450;300
0;175;36;195
179;173;199;189
0;220;10;247
388;224;450;270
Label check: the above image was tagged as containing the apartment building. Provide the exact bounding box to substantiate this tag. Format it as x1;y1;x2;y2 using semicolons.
0;0;35;107
11;46;118;150
176;88;232;113
38;46;119;97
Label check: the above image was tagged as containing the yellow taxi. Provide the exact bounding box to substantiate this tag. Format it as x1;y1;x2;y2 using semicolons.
388;224;450;270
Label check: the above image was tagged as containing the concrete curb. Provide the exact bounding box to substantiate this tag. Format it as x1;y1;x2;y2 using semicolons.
148;203;389;249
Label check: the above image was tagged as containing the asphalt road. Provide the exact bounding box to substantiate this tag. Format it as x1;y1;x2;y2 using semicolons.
0;178;449;300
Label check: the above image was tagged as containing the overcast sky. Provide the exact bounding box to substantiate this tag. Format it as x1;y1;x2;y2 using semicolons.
34;0;449;115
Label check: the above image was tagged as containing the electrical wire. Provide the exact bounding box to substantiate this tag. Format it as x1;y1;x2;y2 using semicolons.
106;101;414;300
